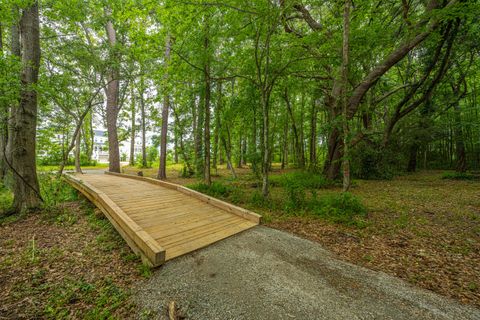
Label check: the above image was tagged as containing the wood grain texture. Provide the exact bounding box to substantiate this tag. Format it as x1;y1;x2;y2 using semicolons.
64;172;260;266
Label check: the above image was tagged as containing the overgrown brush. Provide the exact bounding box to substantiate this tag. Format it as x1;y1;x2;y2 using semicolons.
309;192;367;227
188;181;232;198
441;172;478;181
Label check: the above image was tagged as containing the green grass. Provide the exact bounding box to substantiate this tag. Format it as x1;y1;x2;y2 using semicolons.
188;181;233;198
43;277;131;319
441;171;479;181
308;192;368;227
37;163;108;172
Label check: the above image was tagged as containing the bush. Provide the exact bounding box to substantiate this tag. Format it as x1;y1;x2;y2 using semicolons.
309;192;367;227
350;140;402;180
188;181;232;198
179;165;194;178
270;171;331;189
269;171;331;210
441;172;478;181
39;173;78;207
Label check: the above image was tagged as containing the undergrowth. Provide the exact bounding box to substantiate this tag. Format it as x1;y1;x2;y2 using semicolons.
442;171;479;181
188;181;233;198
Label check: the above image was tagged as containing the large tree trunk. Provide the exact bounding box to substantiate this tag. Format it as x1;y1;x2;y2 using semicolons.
6;9;21;171
0;22;7;181
105;8;121;173
323;127;343;180
158;34;171;180
12;2;42;211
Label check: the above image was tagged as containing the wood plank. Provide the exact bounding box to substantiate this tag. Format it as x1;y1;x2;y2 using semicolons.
106;172;262;224
148;214;240;240
165;221;256;260
64;174;166;266
66;172;260;264
158;216;246;247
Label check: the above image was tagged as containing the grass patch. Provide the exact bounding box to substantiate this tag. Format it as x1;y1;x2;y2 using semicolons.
44;277;130;319
308;192;368;227
37;163;108;172
441;171;479;181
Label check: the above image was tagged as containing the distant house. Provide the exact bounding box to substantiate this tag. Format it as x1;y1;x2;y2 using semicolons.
93;130;109;163
93;129;156;163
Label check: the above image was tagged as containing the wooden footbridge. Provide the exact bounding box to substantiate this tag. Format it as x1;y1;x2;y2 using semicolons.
64;172;261;266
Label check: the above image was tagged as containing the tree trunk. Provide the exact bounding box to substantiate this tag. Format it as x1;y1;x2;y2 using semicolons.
74;128;82;174
221;132;237;179
453;103;467;173
0;22;7;181
6;8;21;170
407;144;418;172
174;124;179;164
139;81;147;168
203;24;211;185
323;127;343;180
284;88;304;168
341;0;351;192
105;8;121;173
129;88;136;166
158;34;171;180
261;92;270;197
281;113;288;169
309;98;317;169
12;2;42;211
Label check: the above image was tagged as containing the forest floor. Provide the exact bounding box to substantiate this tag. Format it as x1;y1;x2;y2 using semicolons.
0;196;149;319
123;164;480;308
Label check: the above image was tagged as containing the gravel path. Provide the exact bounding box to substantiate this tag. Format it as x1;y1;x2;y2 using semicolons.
136;226;479;320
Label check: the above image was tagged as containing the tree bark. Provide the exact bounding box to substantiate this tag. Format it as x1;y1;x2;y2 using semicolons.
129;88;136;166
74;128;82;174
0;22;7;181
341;0;351;192
139;79;147;168
6;8;21;170
407;144;418;172
12;2;42;211
105;8;121;173
284;88;304;168
261;92;270;197
158;34;171;180
453;103;467;173
203;25;212;185
309;98;317;169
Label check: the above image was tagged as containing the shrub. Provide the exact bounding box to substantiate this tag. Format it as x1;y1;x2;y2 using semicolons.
39;173;78;207
188;181;232;198
350;140;403;180
441;172;478;181
269;171;331;210
309;192;367;227
281;174;307;210
270;171;331;189
179;165;194;178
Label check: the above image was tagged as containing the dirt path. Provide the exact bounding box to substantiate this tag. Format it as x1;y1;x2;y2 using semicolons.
135;226;479;320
